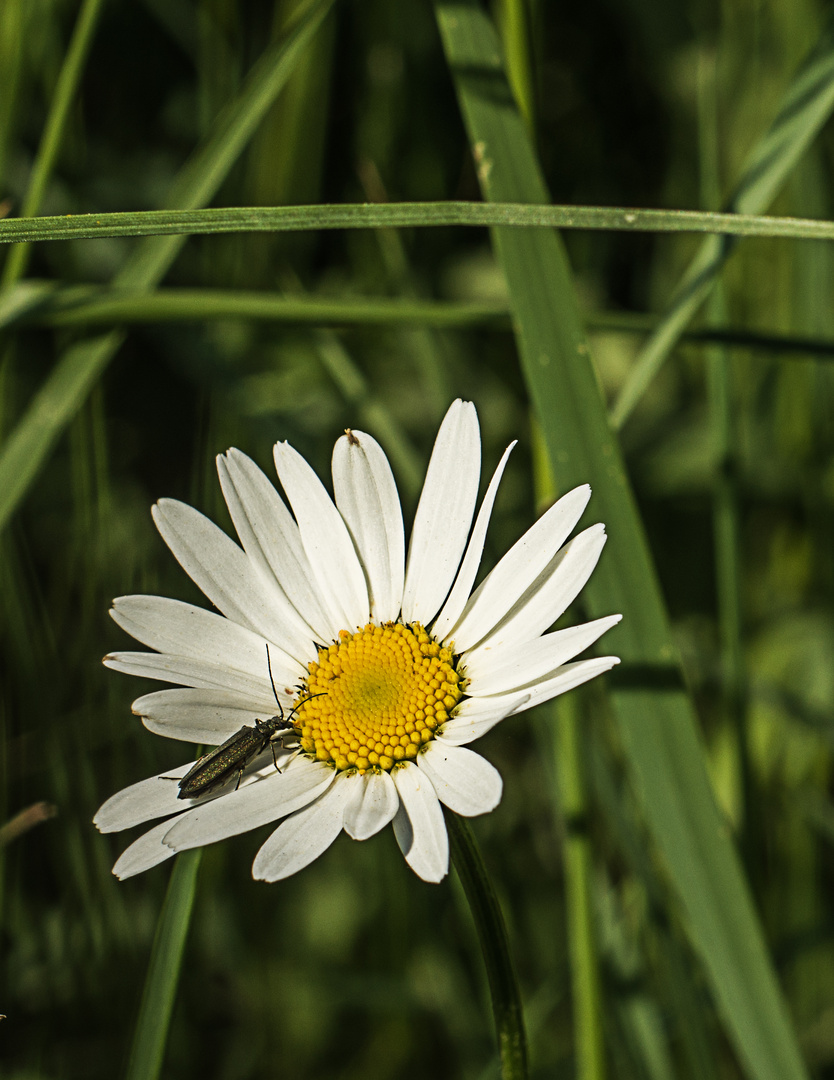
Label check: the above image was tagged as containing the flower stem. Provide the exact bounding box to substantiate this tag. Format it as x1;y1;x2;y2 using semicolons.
447;813;528;1080
125;850;202;1080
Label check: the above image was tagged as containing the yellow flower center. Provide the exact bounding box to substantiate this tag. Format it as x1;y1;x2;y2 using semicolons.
292;622;463;773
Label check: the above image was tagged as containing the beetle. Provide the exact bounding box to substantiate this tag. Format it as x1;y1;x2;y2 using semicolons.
176;710;297;799
175;645;320;800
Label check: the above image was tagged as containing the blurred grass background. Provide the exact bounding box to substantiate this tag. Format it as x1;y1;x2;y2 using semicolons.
2;0;834;1077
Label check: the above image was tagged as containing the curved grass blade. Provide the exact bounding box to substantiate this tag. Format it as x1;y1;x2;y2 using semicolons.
610;12;834;429
0;0;336;537
435;3;809;1078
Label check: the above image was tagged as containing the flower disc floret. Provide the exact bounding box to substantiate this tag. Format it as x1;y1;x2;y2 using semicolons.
294;622;462;772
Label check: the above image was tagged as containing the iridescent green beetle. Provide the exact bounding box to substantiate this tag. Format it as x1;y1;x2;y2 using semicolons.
176;647;316;800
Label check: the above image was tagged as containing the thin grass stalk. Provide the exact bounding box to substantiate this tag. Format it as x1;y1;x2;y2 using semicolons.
11;285;834;359
556;692;607;1080
698;48;756;871
447;813;528;1080
1;0;107;287
124;851;202;1080
9;201;834;246
533;425;606;1079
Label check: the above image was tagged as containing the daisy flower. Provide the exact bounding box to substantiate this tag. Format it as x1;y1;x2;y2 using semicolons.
95;400;620;883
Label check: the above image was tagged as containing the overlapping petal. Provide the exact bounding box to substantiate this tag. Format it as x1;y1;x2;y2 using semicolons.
112;820;178;880
217;450;332;643
133;688;277;744
417;743;502;817
431;441;515;641
446;484;592;651
436;696;526;746
252;778;352;882
463;614;622;696
273;441;369;631
391;762;448;882
464;524;608;654
163;758;336;851
442;656;619;747
94;762;198;832
342;769;400;840
332;430;405;624
152;499;308;659
104;652;290;701
401;399;481;626
110;595;300;686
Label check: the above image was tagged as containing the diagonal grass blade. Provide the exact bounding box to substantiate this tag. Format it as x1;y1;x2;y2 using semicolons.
435;3;810;1079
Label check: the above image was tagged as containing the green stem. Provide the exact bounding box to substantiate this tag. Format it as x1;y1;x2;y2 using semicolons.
447;813;528;1080
125;850;202;1080
555;693;606;1080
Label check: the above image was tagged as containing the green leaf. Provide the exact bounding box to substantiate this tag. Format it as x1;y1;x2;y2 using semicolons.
435;3;810;1079
0;0;336;536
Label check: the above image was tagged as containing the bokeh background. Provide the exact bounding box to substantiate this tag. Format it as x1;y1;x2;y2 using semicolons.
2;0;834;1077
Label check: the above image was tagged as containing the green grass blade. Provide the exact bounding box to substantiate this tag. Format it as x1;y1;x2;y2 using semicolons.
10;282;834;359
0;0;336;537
7;201;834;245
435;4;809;1079
610;13;834;429
124;851;202;1080
16;284;513;331
1;0;107;287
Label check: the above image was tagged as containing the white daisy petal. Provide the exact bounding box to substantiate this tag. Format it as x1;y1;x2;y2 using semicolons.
463;614;623;696
110;595;300;685
104;652;301;701
332;430;405;624
391;762;449;882
432;441;515;641
437;696;527;746
342;769;400;840
152;499;309;659
94;762;197;832
252;777;352;881
132;688;278;744
217;450;334;643
164;758;336;851
443;657;619;745
468;524;608;653
445;484;592;651
112;820;178;879
273;441;369;631
402;400;481;626
417;743;502;817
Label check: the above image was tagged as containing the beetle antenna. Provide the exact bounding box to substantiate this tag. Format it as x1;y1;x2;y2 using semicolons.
265;644;281;710
287;692;327;724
